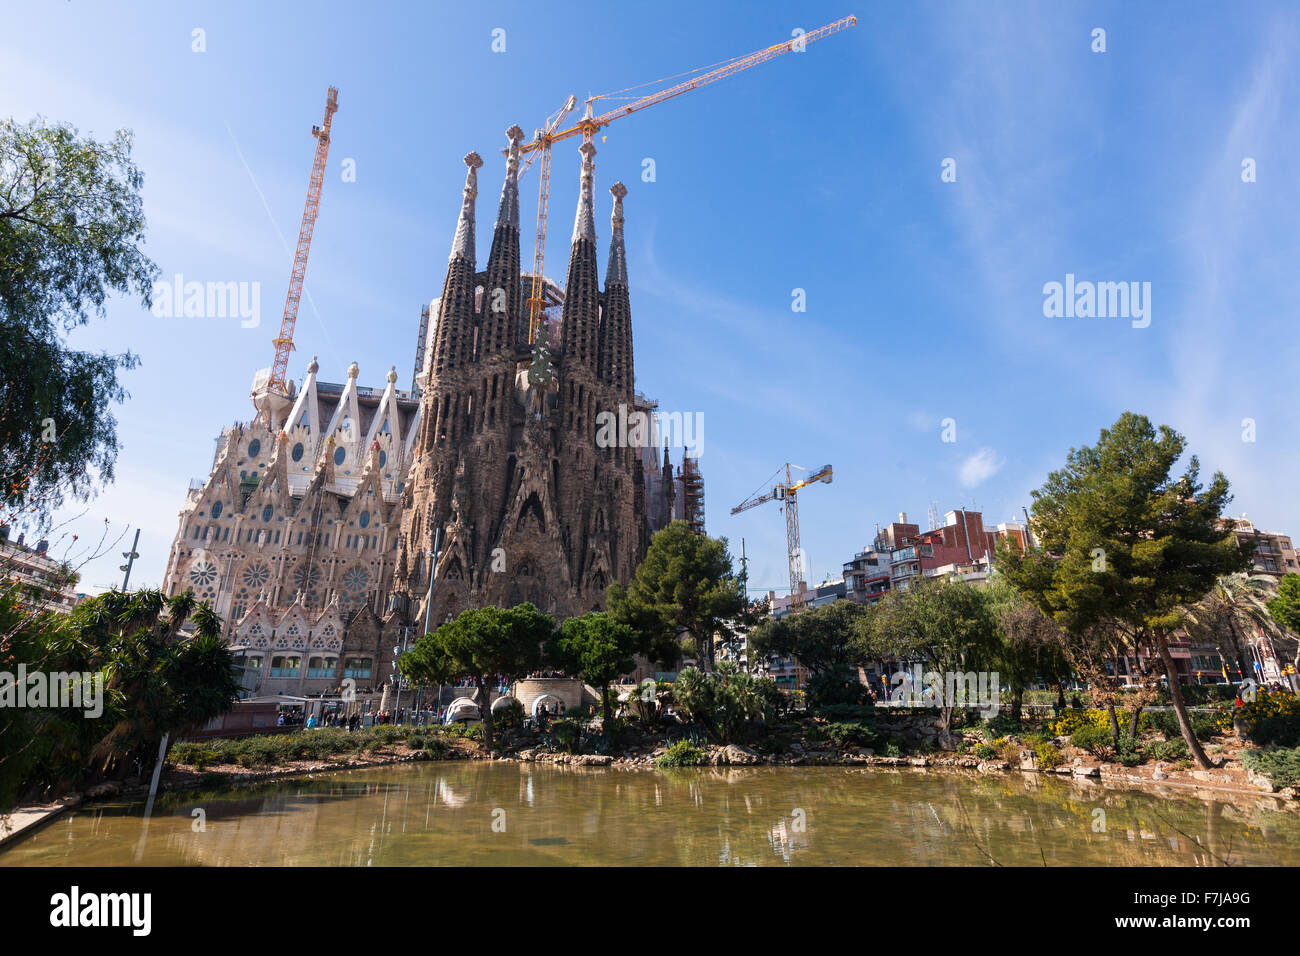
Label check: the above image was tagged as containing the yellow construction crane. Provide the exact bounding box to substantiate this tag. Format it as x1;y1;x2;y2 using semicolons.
731;463;833;611
268;86;339;393
516;15;857;343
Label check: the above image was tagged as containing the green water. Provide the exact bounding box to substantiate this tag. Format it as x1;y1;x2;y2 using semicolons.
3;763;1298;866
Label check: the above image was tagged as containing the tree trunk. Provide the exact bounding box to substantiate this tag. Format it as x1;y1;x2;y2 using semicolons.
1010;686;1023;722
1155;631;1212;769
1107;702;1121;749
600;683;612;722
475;676;495;751
1128;705;1143;739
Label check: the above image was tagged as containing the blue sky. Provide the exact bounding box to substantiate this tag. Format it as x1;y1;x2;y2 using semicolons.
6;1;1299;596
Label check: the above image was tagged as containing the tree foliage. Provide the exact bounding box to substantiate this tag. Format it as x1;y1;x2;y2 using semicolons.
996;412;1248;767
547;611;636;720
400;602;553;748
749;599;868;705
0;586;239;808
606;521;744;670
1;117;156;522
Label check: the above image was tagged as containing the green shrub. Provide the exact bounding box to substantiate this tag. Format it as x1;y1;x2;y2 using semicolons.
1146;710;1218;742
972;743;997;760
883;739;903;758
549;718;581;754
813;703;878;722
817;722;879;748
1249;715;1300;748
1143;738;1189;763
1115;734;1143;766
982;713;1021;740
655;740;705;768
1242;747;1300;790
1071;725;1115;758
1034;742;1065;769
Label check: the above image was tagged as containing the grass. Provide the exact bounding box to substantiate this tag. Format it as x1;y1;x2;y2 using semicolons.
169;725;459;769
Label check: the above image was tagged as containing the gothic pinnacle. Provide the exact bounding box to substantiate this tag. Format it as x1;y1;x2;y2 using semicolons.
449;151;483;262
571;140;597;244
607;181;628;287
496;126;524;230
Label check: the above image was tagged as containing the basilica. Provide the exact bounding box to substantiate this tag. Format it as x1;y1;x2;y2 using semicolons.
161;130;702;697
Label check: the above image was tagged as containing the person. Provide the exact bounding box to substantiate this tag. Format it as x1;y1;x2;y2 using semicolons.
306;714;317;730
277;712;285;727
1070;694;1083;710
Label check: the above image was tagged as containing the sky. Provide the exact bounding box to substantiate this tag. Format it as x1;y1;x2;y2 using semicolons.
5;0;1299;597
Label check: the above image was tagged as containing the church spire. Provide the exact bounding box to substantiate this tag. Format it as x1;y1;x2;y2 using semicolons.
606;180;628;287
495;125;522;229
561;139;602;380
572;140;597;243
599;182;633;394
449;151;483;262
432;152;483;375
483;127;524;356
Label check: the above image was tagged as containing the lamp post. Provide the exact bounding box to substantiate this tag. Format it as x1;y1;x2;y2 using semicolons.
119;529;141;590
421;528;443;717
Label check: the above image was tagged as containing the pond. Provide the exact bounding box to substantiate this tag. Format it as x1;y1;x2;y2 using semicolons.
4;762;1298;866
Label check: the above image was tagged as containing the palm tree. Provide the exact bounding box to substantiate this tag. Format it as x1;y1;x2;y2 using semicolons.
1180;574;1292;683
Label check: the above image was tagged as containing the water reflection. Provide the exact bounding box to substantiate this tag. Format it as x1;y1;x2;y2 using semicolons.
3;764;1297;866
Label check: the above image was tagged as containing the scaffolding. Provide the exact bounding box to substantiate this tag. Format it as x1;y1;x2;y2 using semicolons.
679;455;705;535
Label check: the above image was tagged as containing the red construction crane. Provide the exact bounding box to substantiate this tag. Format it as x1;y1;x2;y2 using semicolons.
268;86;339;393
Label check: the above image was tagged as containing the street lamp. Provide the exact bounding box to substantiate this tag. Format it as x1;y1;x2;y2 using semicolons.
119;529;141;590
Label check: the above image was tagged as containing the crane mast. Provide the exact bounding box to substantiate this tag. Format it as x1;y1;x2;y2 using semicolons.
268;85;339;393
517;16;856;342
731;462;833;612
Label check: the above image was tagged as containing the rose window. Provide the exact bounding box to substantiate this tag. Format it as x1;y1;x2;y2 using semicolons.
242;563;271;589
189;560;218;587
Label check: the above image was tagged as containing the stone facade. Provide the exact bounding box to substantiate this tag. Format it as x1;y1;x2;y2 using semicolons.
161;127;696;697
389;129;659;627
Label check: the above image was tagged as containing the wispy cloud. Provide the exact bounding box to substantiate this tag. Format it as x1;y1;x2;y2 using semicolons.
959;447;1005;488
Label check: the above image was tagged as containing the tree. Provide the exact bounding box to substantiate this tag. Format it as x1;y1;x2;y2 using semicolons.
856;578;999;739
606;521;745;670
75;590;241;779
748;599;869;706
985;578;1071;722
548;612;636;721
1267;574;1300;681
400;602;552;749
0;586;240;806
672;662;779;743
1181;573;1291;681
997;412;1248;768
1;117;156;523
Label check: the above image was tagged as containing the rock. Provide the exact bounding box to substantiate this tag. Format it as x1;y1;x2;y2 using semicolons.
1018;750;1037;771
720;744;761;766
1072;766;1100;778
85;782;121;799
907;756;929;767
857;748;875;758
1152;768;1169;780
1072;757;1083;767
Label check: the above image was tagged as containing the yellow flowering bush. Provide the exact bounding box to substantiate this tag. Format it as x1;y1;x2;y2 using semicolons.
1213;689;1300;734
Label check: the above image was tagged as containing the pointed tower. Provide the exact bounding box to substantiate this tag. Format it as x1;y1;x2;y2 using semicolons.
599;181;633;399
431;152;483;378
482;126;524;357
560;140;602;433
